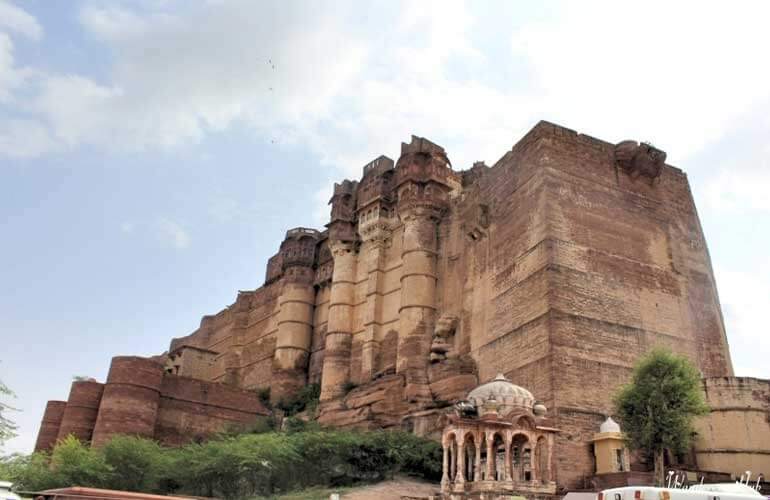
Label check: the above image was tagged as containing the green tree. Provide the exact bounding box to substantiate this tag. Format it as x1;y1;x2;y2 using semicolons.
49;435;112;489
614;348;709;485
101;435;168;493
1;374;18;448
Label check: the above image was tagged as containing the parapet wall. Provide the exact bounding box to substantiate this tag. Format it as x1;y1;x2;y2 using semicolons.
694;377;770;476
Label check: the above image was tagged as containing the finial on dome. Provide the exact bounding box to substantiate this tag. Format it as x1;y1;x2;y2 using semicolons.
494;373;508;381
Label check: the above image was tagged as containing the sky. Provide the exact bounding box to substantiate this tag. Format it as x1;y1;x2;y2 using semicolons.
1;0;769;455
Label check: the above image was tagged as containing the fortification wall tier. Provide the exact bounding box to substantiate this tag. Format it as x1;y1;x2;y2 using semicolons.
56;380;105;444
694;377;770;477
91;356;164;447
34;400;67;452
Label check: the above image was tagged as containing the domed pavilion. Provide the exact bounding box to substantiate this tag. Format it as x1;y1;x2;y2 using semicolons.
440;374;559;498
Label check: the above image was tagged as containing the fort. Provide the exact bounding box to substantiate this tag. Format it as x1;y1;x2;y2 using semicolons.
35;121;769;492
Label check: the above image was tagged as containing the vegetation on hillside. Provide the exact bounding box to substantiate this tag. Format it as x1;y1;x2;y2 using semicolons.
0;427;441;499
614;348;709;485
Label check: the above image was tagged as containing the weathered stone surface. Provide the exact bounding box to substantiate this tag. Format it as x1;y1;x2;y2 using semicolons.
36;121;763;488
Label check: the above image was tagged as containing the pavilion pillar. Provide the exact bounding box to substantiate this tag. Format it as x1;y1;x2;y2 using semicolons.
505;435;512;481
455;440;465;484
486;433;495;480
441;443;450;490
475;434;482;482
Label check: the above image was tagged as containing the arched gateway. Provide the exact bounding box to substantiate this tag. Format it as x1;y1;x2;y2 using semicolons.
440;374;558;498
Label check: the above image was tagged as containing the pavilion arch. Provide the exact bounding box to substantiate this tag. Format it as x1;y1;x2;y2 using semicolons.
463;432;477;482
516;414;536;429
445;432;458;483
491;432;506;481
511;432;532;481
478;432;488;480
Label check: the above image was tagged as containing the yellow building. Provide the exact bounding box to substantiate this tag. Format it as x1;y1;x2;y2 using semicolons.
593;417;630;475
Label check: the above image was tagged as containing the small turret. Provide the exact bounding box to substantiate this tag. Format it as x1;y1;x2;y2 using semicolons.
327;181;358;244
395;135;459;220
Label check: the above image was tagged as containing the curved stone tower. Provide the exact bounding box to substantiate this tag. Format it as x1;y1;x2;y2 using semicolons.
56;380;104;443
33;400;67;452
394;137;458;402
320;180;359;402
271;228;320;402
91;356;164;446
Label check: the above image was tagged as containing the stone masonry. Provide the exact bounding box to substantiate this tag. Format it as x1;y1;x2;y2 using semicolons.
37;121;763;491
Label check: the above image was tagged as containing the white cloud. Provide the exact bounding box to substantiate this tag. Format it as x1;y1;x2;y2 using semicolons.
509;0;770;165
0;0;43;40
156;217;190;249
0;117;56;157
702;169;770;215
5;0;770;175
120;222;134;233
715;266;770;378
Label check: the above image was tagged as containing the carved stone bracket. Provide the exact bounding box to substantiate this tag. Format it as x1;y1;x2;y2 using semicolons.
614;140;667;180
431;314;459;362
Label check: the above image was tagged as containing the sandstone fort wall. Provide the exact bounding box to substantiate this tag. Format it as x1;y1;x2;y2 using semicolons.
36;356;268;451
35;121;761;490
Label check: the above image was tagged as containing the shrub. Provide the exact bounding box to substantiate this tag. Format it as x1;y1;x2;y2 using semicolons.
100;435;168;493
276;383;320;416
49;436;112;489
2;428;440;499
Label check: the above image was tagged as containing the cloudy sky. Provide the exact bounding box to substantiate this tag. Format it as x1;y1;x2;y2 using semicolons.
2;0;769;454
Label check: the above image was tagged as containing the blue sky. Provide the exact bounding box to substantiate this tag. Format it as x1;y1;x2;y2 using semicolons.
1;0;768;454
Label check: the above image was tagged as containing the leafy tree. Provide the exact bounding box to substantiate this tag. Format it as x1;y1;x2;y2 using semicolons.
0;374;18;448
101;435;168;493
614;348;709;485
0;452;60;491
49;436;112;489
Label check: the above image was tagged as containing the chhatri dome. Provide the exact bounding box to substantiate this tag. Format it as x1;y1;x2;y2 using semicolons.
599;416;621;434
467;373;536;411
440;373;558;497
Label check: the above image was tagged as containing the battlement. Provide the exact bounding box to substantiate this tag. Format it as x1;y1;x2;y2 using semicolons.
333;179;358;197
362;155;395;178
285;227;321;239
400;135;449;163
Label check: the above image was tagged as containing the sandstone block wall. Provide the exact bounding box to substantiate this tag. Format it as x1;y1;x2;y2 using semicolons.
36;121;745;492
35;356;269;451
34;400;67;452
56;380;104;444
